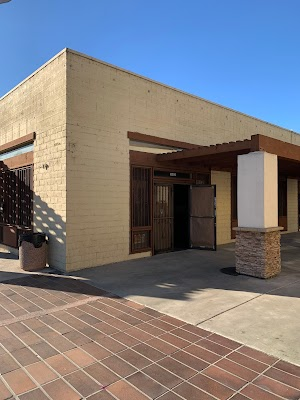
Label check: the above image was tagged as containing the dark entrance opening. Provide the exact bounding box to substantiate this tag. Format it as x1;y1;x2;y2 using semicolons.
153;183;216;254
174;184;189;250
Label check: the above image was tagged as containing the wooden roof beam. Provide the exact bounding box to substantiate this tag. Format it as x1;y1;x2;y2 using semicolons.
157;139;252;162
157;134;300;163
251;134;300;162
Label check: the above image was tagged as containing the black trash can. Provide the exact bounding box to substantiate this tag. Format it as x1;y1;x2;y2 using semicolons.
19;232;47;271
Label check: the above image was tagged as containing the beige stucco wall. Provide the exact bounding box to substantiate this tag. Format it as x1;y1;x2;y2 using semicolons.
67;50;300;147
287;179;299;232
65;49;300;270
0;51;67;270
211;171;232;245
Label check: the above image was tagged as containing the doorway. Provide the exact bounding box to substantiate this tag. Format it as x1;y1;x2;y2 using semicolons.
174;184;189;250
154;183;215;254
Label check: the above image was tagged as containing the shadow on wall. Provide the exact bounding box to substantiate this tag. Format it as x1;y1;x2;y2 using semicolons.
34;194;66;271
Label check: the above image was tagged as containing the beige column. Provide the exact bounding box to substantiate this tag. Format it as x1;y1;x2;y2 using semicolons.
287;179;299;232
235;151;282;278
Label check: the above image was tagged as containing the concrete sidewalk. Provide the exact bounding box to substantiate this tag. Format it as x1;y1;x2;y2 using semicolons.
74;233;300;366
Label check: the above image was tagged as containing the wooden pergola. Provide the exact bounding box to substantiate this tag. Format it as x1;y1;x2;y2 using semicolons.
156;134;300;178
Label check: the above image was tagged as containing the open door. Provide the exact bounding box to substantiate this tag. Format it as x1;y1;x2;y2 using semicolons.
189;185;216;250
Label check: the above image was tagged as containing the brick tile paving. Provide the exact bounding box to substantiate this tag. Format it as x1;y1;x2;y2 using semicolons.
0;275;299;399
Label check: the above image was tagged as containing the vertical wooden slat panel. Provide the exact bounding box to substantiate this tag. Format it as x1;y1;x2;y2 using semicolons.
131;166;151;252
142;168;145;226
171;185;173;250
0;165;33;228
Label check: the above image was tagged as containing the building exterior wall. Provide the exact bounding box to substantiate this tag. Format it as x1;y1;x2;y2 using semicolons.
287;179;299;233
211;171;232;245
1;48;299;272
0;51;67;270
67;51;300;146
65;49;300;270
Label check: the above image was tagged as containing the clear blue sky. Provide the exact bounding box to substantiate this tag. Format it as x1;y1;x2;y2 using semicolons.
1;0;300;133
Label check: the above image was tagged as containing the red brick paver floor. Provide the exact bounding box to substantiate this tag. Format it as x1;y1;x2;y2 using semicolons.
0;274;299;399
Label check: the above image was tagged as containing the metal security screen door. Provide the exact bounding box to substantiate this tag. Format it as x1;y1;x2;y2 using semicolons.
189;185;216;250
154;184;174;253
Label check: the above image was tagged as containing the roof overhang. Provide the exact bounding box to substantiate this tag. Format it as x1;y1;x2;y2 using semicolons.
156;134;300;177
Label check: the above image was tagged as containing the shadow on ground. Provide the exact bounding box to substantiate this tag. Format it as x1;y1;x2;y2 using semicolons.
70;233;300;302
0;252;19;260
0;274;108;297
0;233;299;302
0;233;299;305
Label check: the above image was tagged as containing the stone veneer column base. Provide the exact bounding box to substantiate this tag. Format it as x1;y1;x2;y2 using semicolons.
234;227;283;279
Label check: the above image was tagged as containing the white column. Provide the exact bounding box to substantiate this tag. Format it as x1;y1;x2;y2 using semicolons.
238;151;278;228
235;151;282;278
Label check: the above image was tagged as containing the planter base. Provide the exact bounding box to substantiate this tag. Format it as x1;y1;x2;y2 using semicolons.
234;227;282;279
